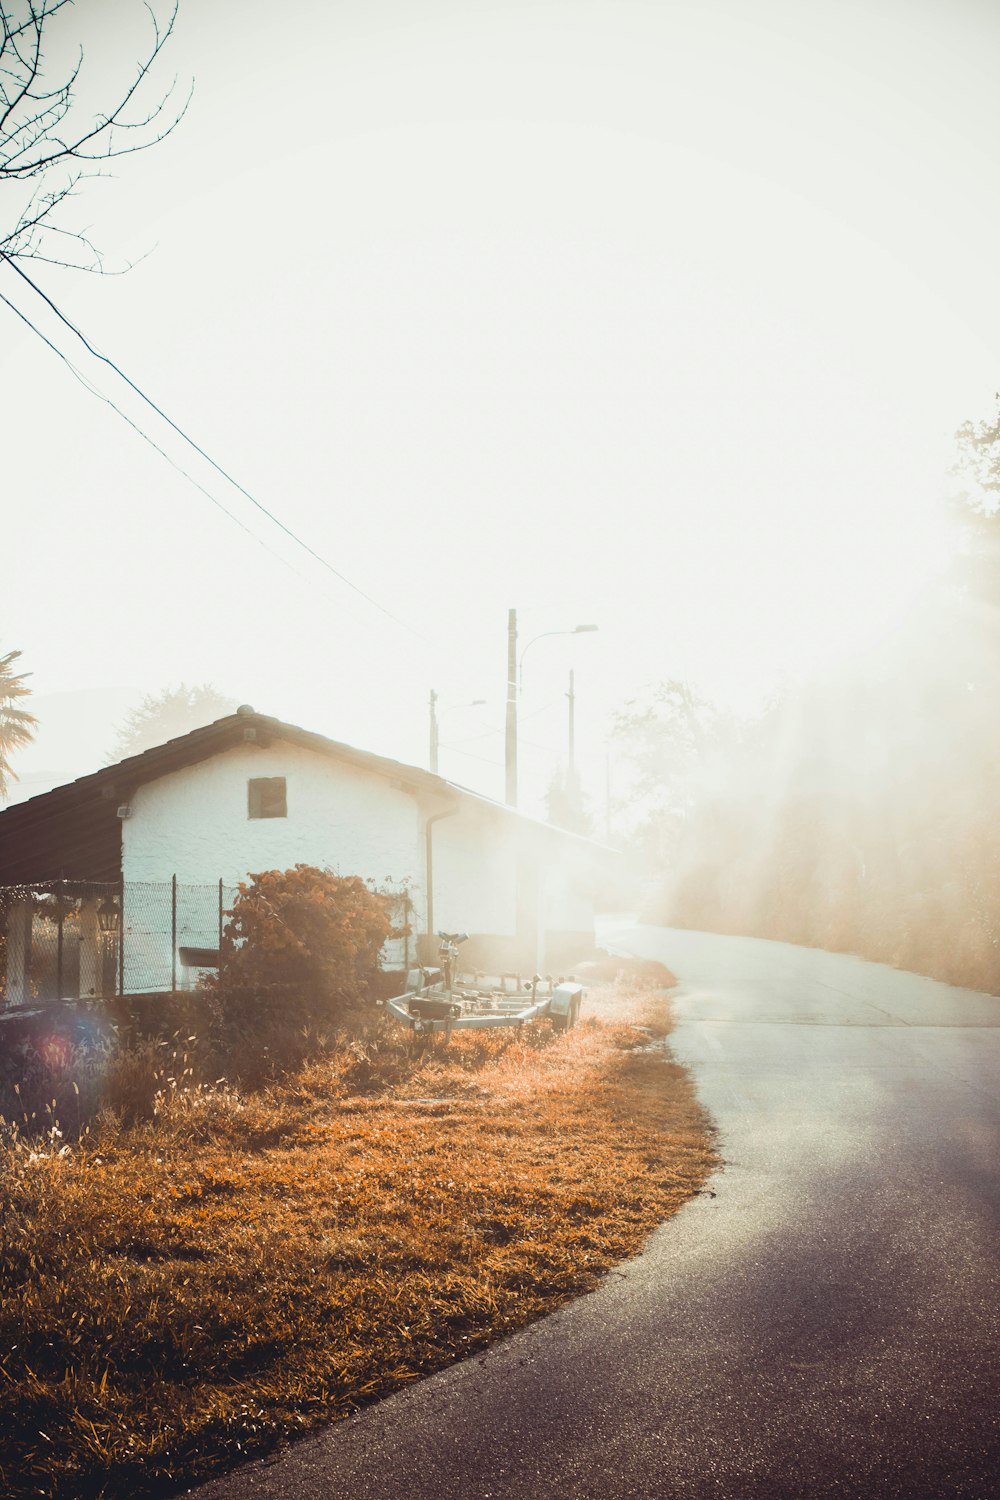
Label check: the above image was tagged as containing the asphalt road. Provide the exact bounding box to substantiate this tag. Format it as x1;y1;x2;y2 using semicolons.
190;926;1000;1500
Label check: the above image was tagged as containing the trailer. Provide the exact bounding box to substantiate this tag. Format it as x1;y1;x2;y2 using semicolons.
382;935;585;1044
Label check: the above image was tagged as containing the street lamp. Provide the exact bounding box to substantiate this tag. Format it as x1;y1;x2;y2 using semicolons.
519;624;598;694
429;691;487;774
505;613;599;807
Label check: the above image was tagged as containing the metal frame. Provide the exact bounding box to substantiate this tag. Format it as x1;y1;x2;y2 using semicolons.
383;977;584;1038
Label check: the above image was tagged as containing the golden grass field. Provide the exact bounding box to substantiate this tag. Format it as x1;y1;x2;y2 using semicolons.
0;980;717;1500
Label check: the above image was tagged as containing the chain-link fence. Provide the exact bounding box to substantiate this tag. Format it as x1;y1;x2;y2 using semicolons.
2;877;410;1006
0;881;121;1005
122;880;239;995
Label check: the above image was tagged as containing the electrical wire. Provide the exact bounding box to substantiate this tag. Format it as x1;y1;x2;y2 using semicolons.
438;745;505;769
441;696;565;748
0;287;310;576
0;253;424;638
1;260;599;727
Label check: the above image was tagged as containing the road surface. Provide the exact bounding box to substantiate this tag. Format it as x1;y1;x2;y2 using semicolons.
190;926;1000;1499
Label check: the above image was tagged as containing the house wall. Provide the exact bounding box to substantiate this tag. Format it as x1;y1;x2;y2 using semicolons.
117;739;597;989
123;743;424;888
420;805;596;976
535;832;596;971
431;803;519;939
122;744;425;982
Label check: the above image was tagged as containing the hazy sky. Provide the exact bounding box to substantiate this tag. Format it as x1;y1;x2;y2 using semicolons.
4;0;1000;814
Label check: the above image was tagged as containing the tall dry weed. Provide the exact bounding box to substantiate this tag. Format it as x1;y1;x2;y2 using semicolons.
0;988;716;1500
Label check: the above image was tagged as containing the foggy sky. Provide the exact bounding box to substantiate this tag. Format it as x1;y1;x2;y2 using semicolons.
4;0;1000;811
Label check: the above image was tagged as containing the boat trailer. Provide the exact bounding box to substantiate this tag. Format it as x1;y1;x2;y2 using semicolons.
382;933;585;1043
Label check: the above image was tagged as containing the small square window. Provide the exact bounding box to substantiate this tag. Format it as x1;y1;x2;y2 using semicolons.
248;776;287;819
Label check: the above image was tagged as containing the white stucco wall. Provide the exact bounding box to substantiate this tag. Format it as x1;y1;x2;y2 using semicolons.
431;804;519;938
537;840;594;934
114;738;596;989
119;744;425;987
430;804;596;964
123;743;423;891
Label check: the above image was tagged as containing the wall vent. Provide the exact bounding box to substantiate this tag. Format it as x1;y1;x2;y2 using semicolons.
116;804;132;820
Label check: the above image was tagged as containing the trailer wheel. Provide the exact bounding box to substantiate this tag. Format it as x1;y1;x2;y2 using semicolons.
561;997;581;1031
408;1030;430;1062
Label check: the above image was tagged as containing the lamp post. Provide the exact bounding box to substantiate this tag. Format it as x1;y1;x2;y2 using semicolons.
505;609;518;805
504;613;598;807
567;668;576;777
429;690;487;774
518;623;598;695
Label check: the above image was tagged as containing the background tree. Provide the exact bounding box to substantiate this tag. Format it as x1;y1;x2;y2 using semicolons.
950;394;1000;604
1;0;187;268
109;682;236;760
623;401;1000;995
649;604;1000;993
0;647;37;799
610;680;734;867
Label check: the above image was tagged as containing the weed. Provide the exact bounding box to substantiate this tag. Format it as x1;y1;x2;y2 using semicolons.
0;988;716;1499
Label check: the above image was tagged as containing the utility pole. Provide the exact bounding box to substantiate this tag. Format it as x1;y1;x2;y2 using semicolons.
605;749;612;843
567;668;576;776
566;668;580;818
429;688;439;774
505;607;518;806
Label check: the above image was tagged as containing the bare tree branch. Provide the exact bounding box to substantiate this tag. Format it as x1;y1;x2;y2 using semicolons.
0;0;188;269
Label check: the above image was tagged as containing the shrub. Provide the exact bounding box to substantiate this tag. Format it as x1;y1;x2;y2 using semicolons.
218;867;392;999
203;867;394;1078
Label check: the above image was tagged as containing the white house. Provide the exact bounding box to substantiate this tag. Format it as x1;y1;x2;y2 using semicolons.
0;708;610;1000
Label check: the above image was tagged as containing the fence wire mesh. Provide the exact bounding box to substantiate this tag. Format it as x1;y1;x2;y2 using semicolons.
0;880;240;1005
0;881;121;1005
122;881;239;995
2;877;406;1007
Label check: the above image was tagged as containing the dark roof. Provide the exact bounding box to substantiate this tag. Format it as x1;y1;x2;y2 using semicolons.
0;712;609;884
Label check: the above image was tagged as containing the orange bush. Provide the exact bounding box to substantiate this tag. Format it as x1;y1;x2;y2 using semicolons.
213;865;392;1010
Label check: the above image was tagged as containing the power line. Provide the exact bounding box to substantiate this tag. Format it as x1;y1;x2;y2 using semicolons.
0;287;303;570
1;260;578;720
0;253;422;638
438;745;505;770
440;695;566;748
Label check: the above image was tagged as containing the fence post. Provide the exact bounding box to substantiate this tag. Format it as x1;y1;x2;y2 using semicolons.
56;878;64;1001
118;879;125;997
5;898;32;1008
171;874;177;993
218;878;224;974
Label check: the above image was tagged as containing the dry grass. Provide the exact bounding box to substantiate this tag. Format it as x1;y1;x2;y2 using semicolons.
0;984;717;1500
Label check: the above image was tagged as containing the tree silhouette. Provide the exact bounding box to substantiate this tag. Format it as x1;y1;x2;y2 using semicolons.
0;0;188;269
0;648;37;798
109;683;236;761
951;394;1000;603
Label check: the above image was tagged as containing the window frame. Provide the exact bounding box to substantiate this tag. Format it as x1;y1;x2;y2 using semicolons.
247;776;287;820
